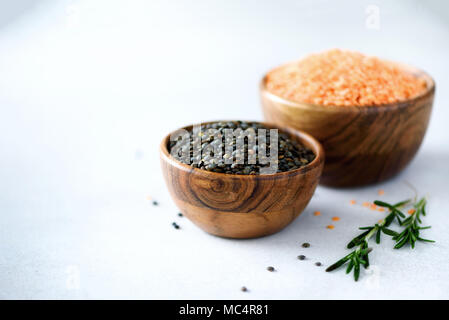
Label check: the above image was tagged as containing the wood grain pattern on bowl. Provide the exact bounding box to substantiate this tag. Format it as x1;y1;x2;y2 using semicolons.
160;121;324;239
260;64;435;187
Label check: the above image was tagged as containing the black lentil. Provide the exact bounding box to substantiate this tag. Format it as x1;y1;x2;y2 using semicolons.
168;121;315;174
315;262;322;267
178;213;183;217
241;286;248;292
297;255;306;260
266;266;275;272
302;243;310;248
172;222;180;229
152;201;158;206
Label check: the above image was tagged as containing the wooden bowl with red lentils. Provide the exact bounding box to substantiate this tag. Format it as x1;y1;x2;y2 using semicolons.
261;49;435;187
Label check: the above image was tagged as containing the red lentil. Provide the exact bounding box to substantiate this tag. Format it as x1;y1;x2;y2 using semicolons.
266;49;427;106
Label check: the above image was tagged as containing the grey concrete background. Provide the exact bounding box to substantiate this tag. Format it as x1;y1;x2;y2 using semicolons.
1;0;448;299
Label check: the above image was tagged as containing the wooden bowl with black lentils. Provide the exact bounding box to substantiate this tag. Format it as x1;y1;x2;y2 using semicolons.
160;121;324;238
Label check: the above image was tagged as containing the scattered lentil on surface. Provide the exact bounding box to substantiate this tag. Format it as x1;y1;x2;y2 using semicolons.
178;213;183;217
315;262;322;267
267;266;275;272
266;49;427;106
301;242;310;248
297;255;306;260
326;225;335;230
241;286;248;292
408;209;416;215
152;201;158;206
378;189;385;196
313;211;321;216
331;216;340;221
349;200;356;205
172;222;180;229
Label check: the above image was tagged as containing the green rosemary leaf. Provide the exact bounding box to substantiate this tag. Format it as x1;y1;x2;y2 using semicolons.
402;216;412;225
410;235;416;248
415;198;426;209
359;247;372;256
375;228;381;244
394;235;409;249
381;227;399;237
363;254;370;269
422;202;427;216
417;237;435;243
347;230;371;249
360;244;371;269
393;229;407;241
384;213;395;226
325;253;352;272
393;199;411;207
373;200;393;208
354;262;360;281
346;260;354;274
395;209;406;218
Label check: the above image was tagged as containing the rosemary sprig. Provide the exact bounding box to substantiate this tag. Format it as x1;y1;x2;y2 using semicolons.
347;199;408;249
326;197;434;281
325;244;372;281
392;197;435;249
374;199;409;225
326;201;406;281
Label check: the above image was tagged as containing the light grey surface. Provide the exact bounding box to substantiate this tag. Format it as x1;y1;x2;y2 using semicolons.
0;0;448;299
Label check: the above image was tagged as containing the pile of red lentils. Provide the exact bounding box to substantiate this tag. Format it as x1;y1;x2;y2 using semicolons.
266;49;427;106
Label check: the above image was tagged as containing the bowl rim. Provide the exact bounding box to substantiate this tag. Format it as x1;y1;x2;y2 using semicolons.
160;120;324;179
260;59;436;111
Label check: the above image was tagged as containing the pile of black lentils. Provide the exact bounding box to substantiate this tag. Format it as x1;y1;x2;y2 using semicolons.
168;121;315;174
